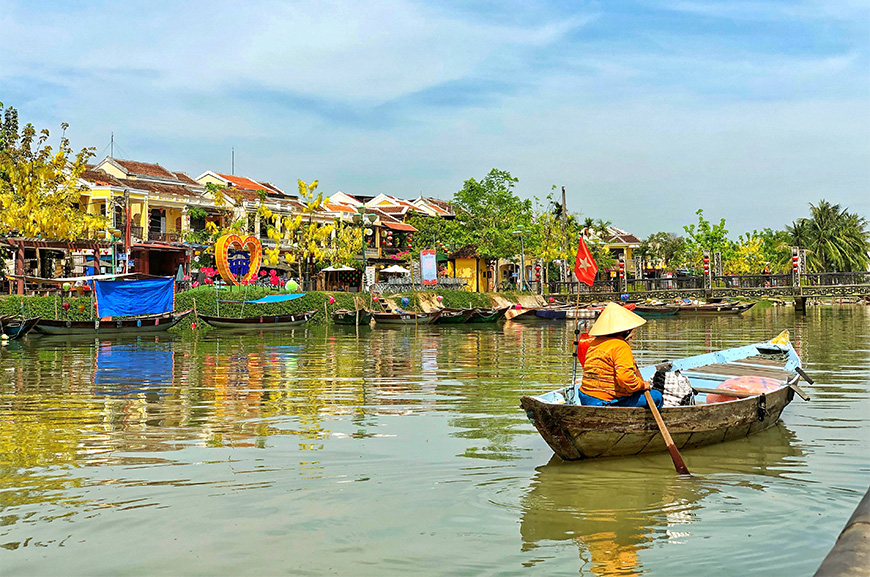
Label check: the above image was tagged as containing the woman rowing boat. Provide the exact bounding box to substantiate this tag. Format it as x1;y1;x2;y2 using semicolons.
577;302;664;408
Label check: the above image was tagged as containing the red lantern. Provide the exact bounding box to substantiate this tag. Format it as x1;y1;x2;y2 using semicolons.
703;257;710;264
62;302;70;311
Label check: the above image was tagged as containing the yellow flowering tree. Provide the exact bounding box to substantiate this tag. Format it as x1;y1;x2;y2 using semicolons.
0;107;107;239
263;180;333;284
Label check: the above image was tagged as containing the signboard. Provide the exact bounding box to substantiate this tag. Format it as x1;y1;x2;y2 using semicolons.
215;234;262;286
420;250;437;285
364;266;376;289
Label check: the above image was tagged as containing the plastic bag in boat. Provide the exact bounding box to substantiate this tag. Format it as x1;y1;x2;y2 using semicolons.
652;362;695;407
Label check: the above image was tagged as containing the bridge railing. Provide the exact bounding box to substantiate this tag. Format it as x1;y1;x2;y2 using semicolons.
803;272;870;286
711;274;791;288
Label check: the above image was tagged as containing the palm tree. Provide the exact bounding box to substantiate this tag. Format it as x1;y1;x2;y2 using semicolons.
786;200;870;272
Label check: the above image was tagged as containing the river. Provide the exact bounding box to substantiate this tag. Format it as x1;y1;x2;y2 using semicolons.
1;305;868;576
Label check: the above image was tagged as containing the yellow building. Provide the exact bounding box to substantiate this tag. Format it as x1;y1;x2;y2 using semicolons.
446;245;490;292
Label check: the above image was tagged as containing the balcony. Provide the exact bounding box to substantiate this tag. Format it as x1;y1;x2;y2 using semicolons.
148;230;182;243
119;225;144;242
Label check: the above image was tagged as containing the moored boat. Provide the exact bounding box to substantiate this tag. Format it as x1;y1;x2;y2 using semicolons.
1;316;41;339
35;311;191;336
371;310;442;326
677;301;755;314
466;306;508;323
520;333;807;461
434;308;475;324
331;308;373;326
634;304;680;317
199;310;316;329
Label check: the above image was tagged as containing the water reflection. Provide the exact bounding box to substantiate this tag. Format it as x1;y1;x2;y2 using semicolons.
519;424;807;576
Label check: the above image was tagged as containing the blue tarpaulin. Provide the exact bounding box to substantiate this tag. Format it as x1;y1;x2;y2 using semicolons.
94;343;174;395
218;293;305;304
94;277;175;317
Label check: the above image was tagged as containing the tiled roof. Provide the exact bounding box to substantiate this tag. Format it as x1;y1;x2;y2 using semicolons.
173;172;199;185
113;159;176;180
80;169;124;187
217;173;268;192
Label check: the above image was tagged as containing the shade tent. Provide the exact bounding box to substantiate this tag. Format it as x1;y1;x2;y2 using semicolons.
381;265;409;274
320;265;356;272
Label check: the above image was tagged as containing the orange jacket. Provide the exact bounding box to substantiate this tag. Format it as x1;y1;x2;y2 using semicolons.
580;336;646;401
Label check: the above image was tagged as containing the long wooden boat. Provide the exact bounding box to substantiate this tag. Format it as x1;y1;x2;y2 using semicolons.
331;308;373;325
34;310;192;336
199;309;316;329
677;302;755;314
634;304;680;317
371;310;442;326
520;333;806;461
1;316;41;339
467;306;509;323
434;308;475;324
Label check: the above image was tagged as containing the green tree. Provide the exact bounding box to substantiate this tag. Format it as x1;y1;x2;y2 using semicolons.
641;232;688;271
683;209;734;273
786;200;870;272
0;107;106;239
450;169;532;259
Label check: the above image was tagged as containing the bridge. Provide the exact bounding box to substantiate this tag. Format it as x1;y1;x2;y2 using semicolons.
544;271;870;311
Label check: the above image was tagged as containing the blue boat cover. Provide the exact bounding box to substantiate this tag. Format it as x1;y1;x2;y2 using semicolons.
218;293;306;304
94;277;175;317
94;343;174;395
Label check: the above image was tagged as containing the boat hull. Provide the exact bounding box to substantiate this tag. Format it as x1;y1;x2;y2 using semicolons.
677;302;755;314
331;309;372;325
634;305;680;317
521;386;793;460
1;317;41;339
199;310;316;329
467;306;508;323
434;308;474;324
34;311;191;336
371;311;441;325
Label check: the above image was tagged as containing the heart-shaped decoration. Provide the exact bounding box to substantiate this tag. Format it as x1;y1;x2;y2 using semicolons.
215;234;262;286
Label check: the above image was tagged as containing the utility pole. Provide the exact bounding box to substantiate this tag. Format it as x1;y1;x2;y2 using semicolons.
232;148;235;175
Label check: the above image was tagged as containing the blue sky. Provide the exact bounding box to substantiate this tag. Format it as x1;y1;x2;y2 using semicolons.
2;0;868;237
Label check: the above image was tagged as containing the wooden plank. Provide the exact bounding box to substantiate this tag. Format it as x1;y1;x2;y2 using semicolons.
686;363;792;380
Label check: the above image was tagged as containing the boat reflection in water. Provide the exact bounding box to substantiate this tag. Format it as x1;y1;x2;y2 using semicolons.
93;341;175;397
519;424;805;576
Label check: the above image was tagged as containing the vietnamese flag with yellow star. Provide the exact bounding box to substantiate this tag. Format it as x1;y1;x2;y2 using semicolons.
574;236;598;286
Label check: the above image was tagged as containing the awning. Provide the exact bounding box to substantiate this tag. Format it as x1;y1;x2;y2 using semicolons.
218;293;306;304
382;221;417;232
321;265;356;272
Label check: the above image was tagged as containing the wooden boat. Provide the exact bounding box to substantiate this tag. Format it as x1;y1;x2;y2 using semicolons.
34;311;192;336
677;301;755;314
634;304;680;317
1;316;41;339
434;308;475;324
371;310;442;326
505;307;542;320
520;333;807;461
199;310;316;329
467;306;508;323
331;308;373;325
534;307;572;320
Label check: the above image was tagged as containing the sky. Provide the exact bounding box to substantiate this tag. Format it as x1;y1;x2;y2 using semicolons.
2;0;868;237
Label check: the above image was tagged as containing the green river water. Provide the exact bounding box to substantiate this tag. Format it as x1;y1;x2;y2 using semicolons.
1;305;868;576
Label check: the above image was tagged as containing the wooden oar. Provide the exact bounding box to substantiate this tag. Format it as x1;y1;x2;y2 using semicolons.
644;390;691;475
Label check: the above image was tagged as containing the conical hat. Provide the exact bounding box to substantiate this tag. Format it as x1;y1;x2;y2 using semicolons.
589;302;647;336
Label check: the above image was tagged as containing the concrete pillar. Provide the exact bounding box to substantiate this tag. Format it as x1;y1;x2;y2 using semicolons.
794;296;807;313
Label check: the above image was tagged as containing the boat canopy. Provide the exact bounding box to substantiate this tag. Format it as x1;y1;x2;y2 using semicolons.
94;277;175;317
217;293;306;304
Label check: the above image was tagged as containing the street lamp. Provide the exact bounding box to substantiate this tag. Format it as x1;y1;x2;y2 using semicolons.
513;225;526;291
352;205;377;289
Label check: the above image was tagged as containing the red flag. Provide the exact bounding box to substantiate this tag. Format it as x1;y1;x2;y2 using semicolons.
574;237;598;286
